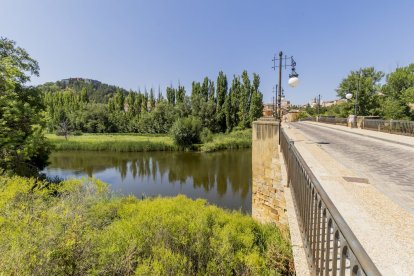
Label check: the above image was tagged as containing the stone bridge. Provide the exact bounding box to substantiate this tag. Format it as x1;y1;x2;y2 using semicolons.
252;119;414;275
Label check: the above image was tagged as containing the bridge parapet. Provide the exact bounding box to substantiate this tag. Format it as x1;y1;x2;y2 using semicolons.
252;119;287;227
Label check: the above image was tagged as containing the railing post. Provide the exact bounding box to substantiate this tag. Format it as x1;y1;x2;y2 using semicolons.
286;140;294;187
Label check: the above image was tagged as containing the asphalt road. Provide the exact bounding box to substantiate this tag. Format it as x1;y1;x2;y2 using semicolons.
291;121;414;215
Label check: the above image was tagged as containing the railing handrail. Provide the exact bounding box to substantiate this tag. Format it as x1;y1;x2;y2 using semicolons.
281;128;380;275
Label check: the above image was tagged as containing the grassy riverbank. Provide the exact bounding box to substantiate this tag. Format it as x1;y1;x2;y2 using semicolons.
200;129;252;152
46;129;252;152
0;176;293;275
46;133;177;152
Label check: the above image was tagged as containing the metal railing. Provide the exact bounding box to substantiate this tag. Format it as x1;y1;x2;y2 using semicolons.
314;116;414;137
363;119;414;136
280;129;380;275
299;117;316;122
317;116;348;126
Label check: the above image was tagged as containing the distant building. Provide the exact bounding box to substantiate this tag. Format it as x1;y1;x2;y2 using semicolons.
263;103;275;117
281;99;290;108
262;99;291;117
302;98;347;108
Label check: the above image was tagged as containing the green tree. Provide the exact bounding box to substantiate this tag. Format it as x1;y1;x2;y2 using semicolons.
201;77;209;101
381;64;414;119
113;89;125;111
124;92;135;115
149;88;156;111
191;81;202;118
157;86;164;102
166;86;176;106
142;90;148;113
216;71;228;132
336;67;384;116
223;93;232;132
0;37;51;176
170;116;202;148
229;76;241;129
176;85;185;104
239;71;252;128
249;73;263;123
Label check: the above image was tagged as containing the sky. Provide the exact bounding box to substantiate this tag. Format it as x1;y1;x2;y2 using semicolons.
1;0;413;105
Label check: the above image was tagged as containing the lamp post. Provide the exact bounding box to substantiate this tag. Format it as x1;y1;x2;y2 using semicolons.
345;69;361;116
272;51;299;144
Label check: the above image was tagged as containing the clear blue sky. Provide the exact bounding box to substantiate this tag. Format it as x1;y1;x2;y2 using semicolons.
1;0;413;104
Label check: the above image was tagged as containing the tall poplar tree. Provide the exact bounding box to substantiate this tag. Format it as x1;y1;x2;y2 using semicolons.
239;70;252;128
249;73;264;123
216;71;228;132
166;86;176;105
230;76;241;129
149;88;156;111
176;85;185;104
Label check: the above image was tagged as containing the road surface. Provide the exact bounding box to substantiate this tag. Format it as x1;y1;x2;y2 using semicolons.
291;121;414;215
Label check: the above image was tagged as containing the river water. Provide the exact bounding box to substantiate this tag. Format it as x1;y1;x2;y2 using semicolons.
43;149;252;213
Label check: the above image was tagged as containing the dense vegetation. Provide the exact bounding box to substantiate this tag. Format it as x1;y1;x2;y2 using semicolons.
40;71;264;135
0;37;51;177
0;176;294;275
301;65;414;120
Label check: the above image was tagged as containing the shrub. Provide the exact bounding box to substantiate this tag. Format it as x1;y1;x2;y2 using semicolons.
0;176;294;275
200;129;252;152
200;127;213;143
72;130;83;136
170;116;202;148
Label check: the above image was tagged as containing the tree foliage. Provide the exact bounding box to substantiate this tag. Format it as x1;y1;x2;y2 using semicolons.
380;63;414;119
169;116;202;148
0;37;51;176
40;71;263;135
306;64;414;120
336;67;384;116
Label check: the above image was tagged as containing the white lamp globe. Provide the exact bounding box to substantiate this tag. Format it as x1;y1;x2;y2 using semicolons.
288;76;299;88
345;93;353;100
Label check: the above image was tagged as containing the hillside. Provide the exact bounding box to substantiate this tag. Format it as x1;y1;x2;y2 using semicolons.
38;77;130;103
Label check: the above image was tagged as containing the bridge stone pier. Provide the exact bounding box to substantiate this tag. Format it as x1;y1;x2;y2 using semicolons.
251;119;287;227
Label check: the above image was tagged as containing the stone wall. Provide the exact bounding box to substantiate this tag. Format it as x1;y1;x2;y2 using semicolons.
252;119;287;226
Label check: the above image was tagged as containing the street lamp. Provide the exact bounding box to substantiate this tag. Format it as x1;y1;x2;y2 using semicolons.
272;52;300;121
288;69;299;88
272;51;299;143
344;69;361;116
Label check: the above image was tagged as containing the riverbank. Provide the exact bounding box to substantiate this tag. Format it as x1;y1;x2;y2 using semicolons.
46;129;252;152
0;176;293;274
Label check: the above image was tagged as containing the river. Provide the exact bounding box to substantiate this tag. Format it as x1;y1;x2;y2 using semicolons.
43;149;252;213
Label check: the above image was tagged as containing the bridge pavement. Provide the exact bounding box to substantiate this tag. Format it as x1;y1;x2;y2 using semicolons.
293;121;414;215
283;122;414;275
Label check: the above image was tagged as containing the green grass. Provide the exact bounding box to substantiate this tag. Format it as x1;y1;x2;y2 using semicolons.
47;129;252;152
46;133;178;152
0;176;294;275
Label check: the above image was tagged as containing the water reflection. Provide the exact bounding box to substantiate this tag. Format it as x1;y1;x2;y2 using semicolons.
44;150;252;212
